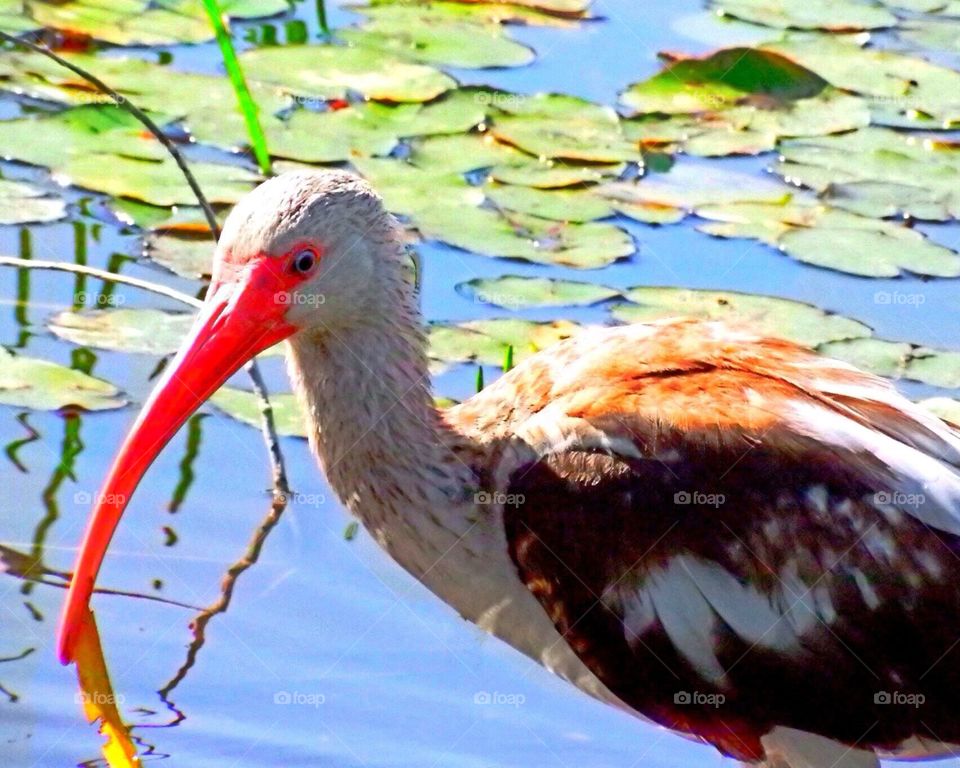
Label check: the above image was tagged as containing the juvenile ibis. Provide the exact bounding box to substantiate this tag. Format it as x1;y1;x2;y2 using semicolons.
58;170;960;768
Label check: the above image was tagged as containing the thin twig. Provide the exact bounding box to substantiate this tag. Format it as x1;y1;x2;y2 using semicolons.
0;256;202;308
244;360;290;499
0;31;221;238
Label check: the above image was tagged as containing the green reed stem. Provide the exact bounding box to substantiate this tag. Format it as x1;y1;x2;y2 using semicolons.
201;0;273;175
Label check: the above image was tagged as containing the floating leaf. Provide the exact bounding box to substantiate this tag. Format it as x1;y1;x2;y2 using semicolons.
764;37;960;128
0;105;167;170
0;0;40;32
622;47;828;114
610;287;870;348
489;160;625;188
489;94;642;162
598;163;790;214
0;348;124;411
25;0;290;46
697;200;960;277
358;0;582;27
710;0;896;30
775;129;960;220
460;276;619;308
429;318;581;366
822;338;960;388
416;205;635;267
485;183;615;222
262;91;486;163
919;397;960;425
145;234;213;279
72;608;138;767
56;155;260;206
340;9;535;69
240;44;455;103
210;387;308;438
0;179;67;225
409;132;530;173
49;308;195;355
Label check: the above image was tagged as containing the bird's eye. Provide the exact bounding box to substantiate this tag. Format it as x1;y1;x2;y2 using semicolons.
292;248;317;274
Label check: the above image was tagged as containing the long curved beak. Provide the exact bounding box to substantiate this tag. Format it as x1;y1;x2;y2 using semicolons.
57;259;297;665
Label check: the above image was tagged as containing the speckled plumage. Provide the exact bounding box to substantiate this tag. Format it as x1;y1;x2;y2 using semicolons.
227;170;960;768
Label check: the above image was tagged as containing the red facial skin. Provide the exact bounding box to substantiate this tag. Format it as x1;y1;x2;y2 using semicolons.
56;246;319;664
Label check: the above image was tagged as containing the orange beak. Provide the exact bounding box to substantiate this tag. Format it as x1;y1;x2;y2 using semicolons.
57;258;298;665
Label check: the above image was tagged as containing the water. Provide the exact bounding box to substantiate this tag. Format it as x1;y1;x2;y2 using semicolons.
2;1;960;766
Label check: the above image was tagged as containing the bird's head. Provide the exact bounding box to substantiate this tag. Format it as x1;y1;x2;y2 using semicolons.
56;169;401;664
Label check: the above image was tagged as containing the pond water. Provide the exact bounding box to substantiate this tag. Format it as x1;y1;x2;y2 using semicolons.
2;1;960;766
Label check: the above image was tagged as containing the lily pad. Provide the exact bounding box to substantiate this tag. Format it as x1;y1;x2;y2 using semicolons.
25;0;290;46
610;287;870;348
0;347;124;411
485;183;615;222
210;387;308;438
56;155;260;206
622;47;828;114
764;37;960;128
489;94;642;163
0;105;167;171
697;200;960;277
49;309;196;355
460;276;620;308
145;235;213;279
339;10;535;69
598;163;790;214
262;91;486;163
919;397;960;425
0;179;67;225
775;129;960;220
710;0;896;30
822;338;960;388
240;44;455;103
428;318;581;366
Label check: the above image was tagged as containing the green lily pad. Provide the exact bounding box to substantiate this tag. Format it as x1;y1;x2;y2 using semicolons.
610;287;870;348
598;163;790;214
48;309;196;355
710;0;896;30
357;1;583;27
0;106;168;171
0;347;124;411
622;47;828;114
485;183;615;222
489;94;642;163
262;91;486;163
56;155;260;206
898;19;960;54
210;387;308;438
0;0;40;33
919;397;960;425
339;11;534;69
428;318;581;366
240;44;455;103
110;200;219;233
460;276;619;308
764;37;960;128
416;205;635;267
697;200;960;277
489;160;625;188
822;338;960;388
145;235;213;279
408;132;530;173
0;179;67;225
774;129;960;220
25;0;290;46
